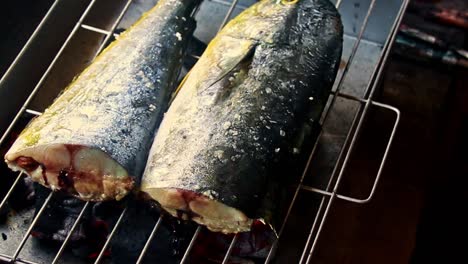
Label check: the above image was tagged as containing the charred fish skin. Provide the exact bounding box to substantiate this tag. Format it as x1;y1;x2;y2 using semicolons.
4;0;201;202
142;0;343;234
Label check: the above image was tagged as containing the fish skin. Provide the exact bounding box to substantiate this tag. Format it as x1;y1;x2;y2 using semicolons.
4;0;201;201
141;0;343;233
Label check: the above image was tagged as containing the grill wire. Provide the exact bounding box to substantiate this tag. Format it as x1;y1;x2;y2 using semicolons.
0;0;409;263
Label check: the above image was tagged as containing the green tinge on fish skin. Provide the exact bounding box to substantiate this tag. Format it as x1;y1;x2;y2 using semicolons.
4;0;201;201
141;0;343;234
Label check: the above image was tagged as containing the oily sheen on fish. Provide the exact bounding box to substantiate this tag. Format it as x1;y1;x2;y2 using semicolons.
141;0;343;234
5;0;201;201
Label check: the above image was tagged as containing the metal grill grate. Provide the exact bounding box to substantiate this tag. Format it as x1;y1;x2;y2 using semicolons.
0;0;409;263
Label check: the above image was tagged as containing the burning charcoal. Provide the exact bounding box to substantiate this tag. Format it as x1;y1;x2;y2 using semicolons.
94;197;197;264
31;184;88;241
31;184;109;260
191;221;275;264
70;219;110;261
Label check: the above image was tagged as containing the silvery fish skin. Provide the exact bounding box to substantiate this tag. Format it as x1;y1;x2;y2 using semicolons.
4;0;201;201
141;0;343;233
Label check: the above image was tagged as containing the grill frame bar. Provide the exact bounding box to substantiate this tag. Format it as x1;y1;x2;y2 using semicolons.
0;0;408;263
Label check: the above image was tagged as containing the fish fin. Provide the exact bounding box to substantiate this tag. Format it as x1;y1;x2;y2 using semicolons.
171;42;256;104
207;42;257;88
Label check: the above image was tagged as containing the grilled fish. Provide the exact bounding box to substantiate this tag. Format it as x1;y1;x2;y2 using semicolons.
4;0;201;201
141;0;343;233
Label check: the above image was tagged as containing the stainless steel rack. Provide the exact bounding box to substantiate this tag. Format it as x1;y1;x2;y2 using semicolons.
0;0;408;263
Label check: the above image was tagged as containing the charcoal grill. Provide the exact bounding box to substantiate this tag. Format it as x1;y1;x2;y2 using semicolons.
0;0;408;263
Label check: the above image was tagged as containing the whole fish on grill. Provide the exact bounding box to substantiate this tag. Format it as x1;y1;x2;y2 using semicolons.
4;0;202;201
141;0;343;233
